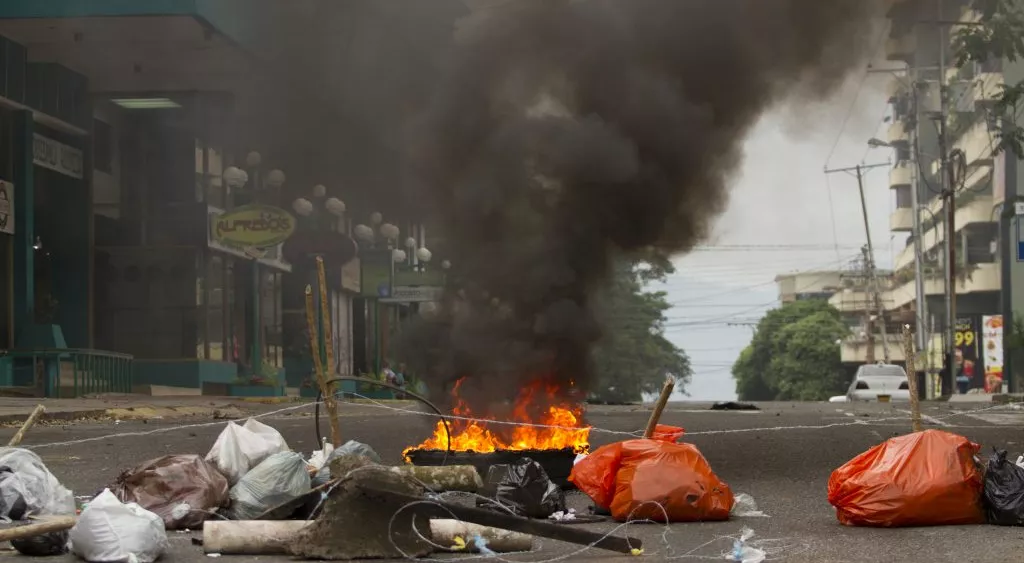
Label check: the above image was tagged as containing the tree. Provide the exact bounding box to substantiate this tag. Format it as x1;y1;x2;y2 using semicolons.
732;299;849;401
590;257;692;404
952;0;1024;156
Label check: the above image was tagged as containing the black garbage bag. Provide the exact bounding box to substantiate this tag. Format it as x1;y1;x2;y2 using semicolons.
10;528;68;556
476;458;566;519
983;449;1024;526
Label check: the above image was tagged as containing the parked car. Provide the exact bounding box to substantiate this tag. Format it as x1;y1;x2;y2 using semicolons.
844;363;911;402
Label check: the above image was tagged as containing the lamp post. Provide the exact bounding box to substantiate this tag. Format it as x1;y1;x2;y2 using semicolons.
230;151;286;376
291;187;347;377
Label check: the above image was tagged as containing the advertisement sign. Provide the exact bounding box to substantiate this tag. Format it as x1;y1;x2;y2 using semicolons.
955;316;980;390
210;204;295;249
33;134;83;179
982;315;1004;393
0;180;13;235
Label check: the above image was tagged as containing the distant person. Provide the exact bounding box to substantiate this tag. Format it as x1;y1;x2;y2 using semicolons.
954;350;970;395
394;363;407;389
382;362;397;386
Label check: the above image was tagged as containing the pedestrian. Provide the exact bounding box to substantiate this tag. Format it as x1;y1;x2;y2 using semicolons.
954;350;969;395
382;362;397;386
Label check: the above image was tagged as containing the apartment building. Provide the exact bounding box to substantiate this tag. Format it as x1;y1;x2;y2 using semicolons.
880;0;1007;392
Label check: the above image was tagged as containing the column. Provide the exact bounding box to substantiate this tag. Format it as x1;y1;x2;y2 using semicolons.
11;110;33;335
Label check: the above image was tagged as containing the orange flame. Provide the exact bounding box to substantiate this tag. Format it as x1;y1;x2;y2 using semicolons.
404;378;591;456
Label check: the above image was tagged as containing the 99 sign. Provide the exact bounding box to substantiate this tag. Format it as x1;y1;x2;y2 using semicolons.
955;330;976;347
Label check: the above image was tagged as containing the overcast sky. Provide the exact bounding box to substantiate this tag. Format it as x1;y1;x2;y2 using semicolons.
660;71;896;401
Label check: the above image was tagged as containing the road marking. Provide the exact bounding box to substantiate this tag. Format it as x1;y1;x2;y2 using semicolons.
897;409;948;427
965;413;1024;426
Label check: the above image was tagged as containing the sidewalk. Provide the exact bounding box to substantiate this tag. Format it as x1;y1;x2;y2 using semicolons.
0;395;425;424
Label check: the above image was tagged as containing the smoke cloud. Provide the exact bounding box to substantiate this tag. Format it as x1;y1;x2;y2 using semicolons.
399;0;887;409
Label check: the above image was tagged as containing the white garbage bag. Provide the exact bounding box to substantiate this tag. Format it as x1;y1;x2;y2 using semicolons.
226;451;310;520
205;419;289;484
0;447;75;518
69;489;168;563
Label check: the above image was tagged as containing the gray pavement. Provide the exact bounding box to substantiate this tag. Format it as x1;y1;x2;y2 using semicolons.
1;400;1023;562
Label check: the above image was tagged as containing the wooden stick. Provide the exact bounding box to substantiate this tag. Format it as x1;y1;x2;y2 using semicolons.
0;516;76;542
358;485;641;554
315;257;337;383
643;378;675;439
902;325;923;433
8;404;45;447
306;285;342;447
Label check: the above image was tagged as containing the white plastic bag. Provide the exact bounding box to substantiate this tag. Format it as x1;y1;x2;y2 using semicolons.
0;447;75;518
69;489;168;563
205;419;289;484
226;451;310;520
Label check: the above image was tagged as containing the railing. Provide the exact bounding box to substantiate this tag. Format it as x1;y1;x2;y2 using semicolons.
0;349;134;397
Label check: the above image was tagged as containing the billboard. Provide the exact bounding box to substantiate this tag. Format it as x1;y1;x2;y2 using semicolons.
982;315;1004;393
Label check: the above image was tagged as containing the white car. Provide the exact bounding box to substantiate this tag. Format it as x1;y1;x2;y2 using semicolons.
844;363;912;402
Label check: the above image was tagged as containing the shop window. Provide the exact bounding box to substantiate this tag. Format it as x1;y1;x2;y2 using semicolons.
195;139;227;207
205;254;238;362
261;271;283;368
94;119;113;174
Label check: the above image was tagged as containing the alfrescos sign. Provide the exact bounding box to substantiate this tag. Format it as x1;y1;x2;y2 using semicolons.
33;134;83;179
211;204;296;249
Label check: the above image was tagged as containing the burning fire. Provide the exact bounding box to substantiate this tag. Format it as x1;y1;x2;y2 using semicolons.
404;379;591;456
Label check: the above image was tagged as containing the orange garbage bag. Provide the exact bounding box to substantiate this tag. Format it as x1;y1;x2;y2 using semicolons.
651;424;685;443
570;439;733;522
827;430;985;527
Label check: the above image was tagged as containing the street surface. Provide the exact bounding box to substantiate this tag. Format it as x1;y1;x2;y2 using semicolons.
2;400;1023;563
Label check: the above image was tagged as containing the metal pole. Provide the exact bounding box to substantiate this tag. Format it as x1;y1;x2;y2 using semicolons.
936;0;956;397
909;81;928;356
855;165;890;362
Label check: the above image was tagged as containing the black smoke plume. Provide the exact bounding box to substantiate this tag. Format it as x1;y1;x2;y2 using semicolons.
398;0;886;411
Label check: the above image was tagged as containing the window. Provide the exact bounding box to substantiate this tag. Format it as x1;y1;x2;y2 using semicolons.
261;271;283;368
195;139;226;207
93;119;113;174
895;185;913;209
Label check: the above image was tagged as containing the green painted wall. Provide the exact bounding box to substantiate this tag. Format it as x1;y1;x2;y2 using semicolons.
0;0;197;18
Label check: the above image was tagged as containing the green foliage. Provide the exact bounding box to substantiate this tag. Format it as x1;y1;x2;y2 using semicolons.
952;0;1024;156
590;257;691;404
731;300;849;401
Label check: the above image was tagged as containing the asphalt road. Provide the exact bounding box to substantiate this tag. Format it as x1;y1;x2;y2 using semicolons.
2;399;1023;563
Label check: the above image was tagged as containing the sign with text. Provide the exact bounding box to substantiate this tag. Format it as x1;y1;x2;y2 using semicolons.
211;204;295;249
33;134;83;179
982;315;1004;393
380;285;444;303
0;180;13;235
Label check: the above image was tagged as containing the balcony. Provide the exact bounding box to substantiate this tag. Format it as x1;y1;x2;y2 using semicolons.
974;71;1004;105
841;334;907;364
894;195;995;269
887;120;910;146
829;289;872;314
923;261;1000;296
953;119;996;169
890;207;914;232
890;163;912;188
885;33;916;62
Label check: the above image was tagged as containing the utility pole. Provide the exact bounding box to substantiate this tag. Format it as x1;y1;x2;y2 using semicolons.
935;0;957;397
861;246;877;363
825;161;892;364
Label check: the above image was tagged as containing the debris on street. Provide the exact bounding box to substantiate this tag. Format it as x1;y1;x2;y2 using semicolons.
205;419;290;484
6;405;46;447
828;430;985;527
982;449;1024;526
202;520;311;555
69;489;168;563
225;451;310;520
477;458;566;518
112;454;230;530
731;493;769;518
711;402;760;411
571;439;734;522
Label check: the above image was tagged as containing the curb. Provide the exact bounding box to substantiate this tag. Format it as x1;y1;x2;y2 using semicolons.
0;409;109;425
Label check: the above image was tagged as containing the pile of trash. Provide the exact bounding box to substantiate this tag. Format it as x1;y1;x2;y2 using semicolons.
0;418;385;562
828;429;1024;528
570;425;737;523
